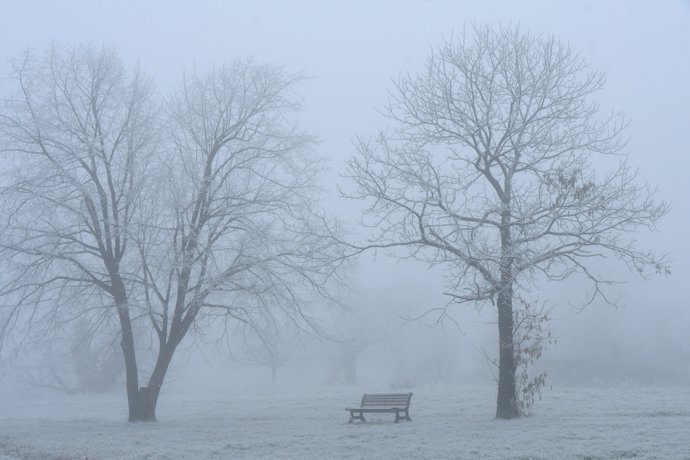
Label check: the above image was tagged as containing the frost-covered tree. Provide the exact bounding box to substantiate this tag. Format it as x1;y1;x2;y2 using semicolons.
131;62;347;420
0;49;348;421
237;314;297;385
345;26;668;418
0;45;155;420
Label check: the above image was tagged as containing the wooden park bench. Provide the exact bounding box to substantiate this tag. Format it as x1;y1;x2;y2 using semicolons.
345;392;413;423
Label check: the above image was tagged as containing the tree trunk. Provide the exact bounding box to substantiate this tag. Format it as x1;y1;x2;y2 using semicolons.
110;269;144;422
342;350;358;385
116;303;140;422
495;283;518;419
496;197;518;419
137;343;176;422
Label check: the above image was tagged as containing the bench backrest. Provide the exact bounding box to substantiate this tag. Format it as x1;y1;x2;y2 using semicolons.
360;392;412;409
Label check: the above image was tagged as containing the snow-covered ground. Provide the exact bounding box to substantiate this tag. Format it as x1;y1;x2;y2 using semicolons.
1;382;688;459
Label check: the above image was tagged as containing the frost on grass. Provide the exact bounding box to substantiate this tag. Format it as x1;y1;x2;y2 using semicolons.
0;383;688;459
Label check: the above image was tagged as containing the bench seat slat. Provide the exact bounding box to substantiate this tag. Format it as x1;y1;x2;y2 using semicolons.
345;408;401;413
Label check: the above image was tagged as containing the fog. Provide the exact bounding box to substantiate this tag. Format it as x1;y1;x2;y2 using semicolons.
0;1;689;458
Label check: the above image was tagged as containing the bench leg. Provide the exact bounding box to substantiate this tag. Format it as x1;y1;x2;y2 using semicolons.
349;411;366;423
395;410;411;423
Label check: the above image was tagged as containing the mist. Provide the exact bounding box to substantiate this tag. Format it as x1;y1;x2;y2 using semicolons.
1;1;689;458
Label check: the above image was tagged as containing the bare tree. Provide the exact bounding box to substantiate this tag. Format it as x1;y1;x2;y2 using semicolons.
0;50;347;422
133;61;347;420
18;320;123;395
345;26;668;418
0;45;156;421
323;305;387;386
237;315;296;385
71;318;124;393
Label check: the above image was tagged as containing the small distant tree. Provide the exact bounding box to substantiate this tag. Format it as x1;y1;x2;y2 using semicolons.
20;343;81;395
237;315;297;385
329;340;372;386
71;319;123;393
21;320;123;394
345;25;668;418
324;306;384;386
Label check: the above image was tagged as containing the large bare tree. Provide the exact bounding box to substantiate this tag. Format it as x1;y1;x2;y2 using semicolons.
132;61;347;420
0;45;156;421
345;26;668;419
0;50;347;421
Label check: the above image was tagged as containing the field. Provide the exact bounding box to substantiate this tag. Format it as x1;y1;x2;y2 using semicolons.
1;380;688;459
